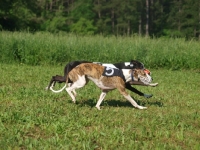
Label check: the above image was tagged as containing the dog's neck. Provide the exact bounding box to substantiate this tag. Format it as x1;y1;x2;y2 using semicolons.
122;69;137;82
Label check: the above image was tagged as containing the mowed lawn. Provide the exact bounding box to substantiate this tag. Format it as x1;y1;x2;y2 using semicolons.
0;63;200;149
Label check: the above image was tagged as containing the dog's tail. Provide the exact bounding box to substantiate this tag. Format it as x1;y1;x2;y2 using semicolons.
50;83;67;93
46;75;66;90
49;74;70;93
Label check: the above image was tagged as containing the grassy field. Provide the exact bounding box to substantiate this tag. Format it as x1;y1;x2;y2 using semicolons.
0;31;200;149
1;31;200;69
0;63;200;149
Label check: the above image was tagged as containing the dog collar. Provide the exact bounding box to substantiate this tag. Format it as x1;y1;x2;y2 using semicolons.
131;70;134;81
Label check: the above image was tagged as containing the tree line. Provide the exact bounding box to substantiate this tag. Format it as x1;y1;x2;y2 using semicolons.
0;0;200;39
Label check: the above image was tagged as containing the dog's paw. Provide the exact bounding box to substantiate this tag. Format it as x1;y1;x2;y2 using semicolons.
144;94;153;98
137;106;147;109
45;86;49;90
95;105;101;110
149;83;158;87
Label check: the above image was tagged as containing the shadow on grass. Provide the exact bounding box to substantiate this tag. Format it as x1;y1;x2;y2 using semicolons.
146;100;164;107
76;98;163;108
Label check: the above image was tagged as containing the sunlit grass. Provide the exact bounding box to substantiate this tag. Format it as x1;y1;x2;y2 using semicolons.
0;63;200;149
0;31;200;69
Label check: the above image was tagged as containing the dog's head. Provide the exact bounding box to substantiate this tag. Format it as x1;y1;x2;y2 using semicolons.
132;68;152;85
130;60;145;69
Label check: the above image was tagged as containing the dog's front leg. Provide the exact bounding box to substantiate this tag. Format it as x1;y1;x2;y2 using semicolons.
123;94;147;109
96;91;107;110
125;83;153;98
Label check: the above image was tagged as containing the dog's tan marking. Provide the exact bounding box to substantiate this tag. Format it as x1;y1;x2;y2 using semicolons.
69;63;103;82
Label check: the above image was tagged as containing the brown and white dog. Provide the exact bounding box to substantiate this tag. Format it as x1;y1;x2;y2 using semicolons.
46;60;158;98
50;63;153;110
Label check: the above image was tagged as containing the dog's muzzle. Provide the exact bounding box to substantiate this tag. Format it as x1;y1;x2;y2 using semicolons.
138;72;152;85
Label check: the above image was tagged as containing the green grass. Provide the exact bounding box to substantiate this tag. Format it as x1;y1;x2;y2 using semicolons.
1;31;200;69
0;31;199;149
0;63;200;149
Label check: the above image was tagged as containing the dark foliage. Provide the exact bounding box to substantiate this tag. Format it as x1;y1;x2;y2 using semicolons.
0;0;199;39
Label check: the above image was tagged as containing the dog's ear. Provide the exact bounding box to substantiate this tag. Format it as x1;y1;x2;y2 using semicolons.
130;60;145;69
130;60;135;68
137;69;147;76
130;63;134;68
140;62;145;69
132;69;139;80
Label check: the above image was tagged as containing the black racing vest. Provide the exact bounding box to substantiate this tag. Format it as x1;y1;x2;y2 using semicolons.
102;67;125;81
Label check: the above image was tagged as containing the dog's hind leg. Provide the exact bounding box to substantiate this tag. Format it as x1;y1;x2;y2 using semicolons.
68;83;77;97
66;75;87;103
66;87;76;103
96;91;107;110
46;75;65;90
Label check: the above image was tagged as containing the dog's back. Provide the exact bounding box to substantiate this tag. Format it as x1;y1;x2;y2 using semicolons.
68;63;104;81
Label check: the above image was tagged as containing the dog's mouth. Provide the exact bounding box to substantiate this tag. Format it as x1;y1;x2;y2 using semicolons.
138;69;152;85
139;75;152;84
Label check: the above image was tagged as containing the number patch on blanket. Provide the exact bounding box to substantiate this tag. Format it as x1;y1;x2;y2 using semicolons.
102;67;125;81
104;67;114;76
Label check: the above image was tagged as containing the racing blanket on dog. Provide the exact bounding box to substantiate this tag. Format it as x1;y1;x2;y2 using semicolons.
102;67;125;81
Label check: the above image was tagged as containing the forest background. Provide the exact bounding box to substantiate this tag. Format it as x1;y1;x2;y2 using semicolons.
1;0;200;39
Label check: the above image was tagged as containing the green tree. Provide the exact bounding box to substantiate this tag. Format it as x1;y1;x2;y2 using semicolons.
0;0;200;38
41;10;68;32
39;0;69;32
93;0;112;35
167;0;186;37
70;17;97;34
150;0;170;37
0;0;38;31
181;0;200;39
67;0;97;34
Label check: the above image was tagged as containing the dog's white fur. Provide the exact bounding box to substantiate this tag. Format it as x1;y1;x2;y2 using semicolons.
50;63;153;110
